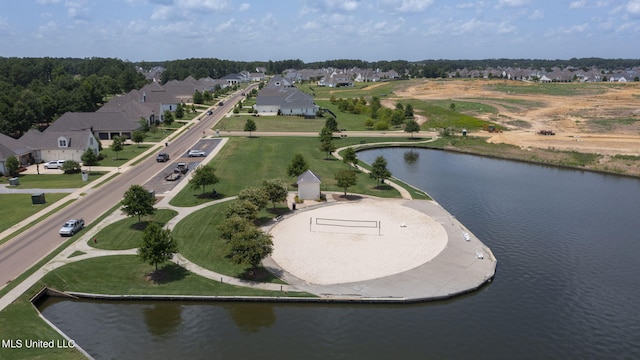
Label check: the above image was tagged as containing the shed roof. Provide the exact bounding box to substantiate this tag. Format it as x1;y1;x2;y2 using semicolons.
297;170;322;184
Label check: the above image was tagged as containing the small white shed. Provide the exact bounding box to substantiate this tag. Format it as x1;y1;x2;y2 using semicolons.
297;170;322;200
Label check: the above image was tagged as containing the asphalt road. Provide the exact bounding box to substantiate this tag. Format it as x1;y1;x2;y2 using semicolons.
0;84;257;289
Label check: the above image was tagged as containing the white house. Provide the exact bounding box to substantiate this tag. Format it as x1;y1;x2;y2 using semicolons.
20;129;99;163
297;170;322;200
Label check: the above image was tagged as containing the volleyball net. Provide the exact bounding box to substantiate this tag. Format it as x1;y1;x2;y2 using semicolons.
310;217;381;235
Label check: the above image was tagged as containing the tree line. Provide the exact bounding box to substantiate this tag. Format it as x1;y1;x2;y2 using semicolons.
0;57;147;137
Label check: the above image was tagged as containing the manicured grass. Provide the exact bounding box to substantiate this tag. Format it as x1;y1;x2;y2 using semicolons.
97;144;153;166
169;137;405;207
88;209;179;250
215;114;328;132
406;100;491;131
0;193;68;237
315;100;373;130
38;255;302;296
4;172;107;189
0;297;85;360
308;80;409;100
172;201;287;282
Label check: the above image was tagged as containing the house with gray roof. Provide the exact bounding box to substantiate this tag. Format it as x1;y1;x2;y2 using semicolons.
47;111;140;141
255;76;319;116
0;133;34;175
20;128;99;163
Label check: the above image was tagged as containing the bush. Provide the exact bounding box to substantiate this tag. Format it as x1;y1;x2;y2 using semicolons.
374;120;389;131
62;160;81;174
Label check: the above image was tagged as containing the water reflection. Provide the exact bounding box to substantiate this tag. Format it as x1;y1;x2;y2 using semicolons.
226;303;276;333
143;302;183;337
403;149;419;164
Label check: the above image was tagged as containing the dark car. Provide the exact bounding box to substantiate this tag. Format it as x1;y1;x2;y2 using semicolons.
156;153;170;162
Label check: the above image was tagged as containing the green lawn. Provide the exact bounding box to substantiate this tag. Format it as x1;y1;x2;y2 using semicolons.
0;193;68;241
215;114;328;132
4;172;108;189
169;137;405;207
97;144;153;166
172;201;288;282
88;209;179;250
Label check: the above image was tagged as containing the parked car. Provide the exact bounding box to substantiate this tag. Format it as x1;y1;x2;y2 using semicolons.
156;153;170;162
177;162;189;174
44;160;65;169
59;218;84;237
188;149;206;157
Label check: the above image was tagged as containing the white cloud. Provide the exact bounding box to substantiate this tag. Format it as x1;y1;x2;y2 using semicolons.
65;0;90;20
628;0;640;14
379;0;434;13
558;23;588;34
215;19;234;32
239;3;250;12
36;0;62;4
177;0;231;12
529;9;544;20
300;21;321;31
569;1;586;9
497;0;530;8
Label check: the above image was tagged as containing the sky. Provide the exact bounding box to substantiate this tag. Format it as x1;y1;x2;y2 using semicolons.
1;0;639;63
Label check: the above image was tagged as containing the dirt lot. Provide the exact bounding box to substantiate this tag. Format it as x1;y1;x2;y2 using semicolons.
391;79;640;157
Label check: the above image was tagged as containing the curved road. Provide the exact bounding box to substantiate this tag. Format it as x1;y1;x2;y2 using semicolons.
0;84;257;289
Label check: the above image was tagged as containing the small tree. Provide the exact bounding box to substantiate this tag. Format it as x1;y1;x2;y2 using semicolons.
193;90;203;104
404;119;420;138
370;156;392;185
189;164;219;194
335;169;357;196
228;226;273;270
225;199;259;222
61;160;81;174
342;147;358;168
175;103;184;119
132;130;145;147
138;117;150;132
81;149;99;166
287;153;308;178
404;104;414;118
244;119;257;137
163;110;174;126
325;117;339;133
110;136;124;160
4;156;19;177
319;126;335;159
138;222;178;272
122;184;156;223
218;215;253;242
238;187;269;211
262;178;288;209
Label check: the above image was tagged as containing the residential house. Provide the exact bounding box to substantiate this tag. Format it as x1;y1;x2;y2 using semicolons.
0;133;34;174
47;112;140;140
255;76;319;116
20;128;99;163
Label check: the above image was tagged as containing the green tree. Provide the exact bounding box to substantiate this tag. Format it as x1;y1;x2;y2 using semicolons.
335;169;357;196
319;126;335;159
163;110;174;126
342;147;358;168
404;119;420;138
404;104;414;118
122;184;156;223
132;130;145;147
395;102;404;112
370;156;392;185
325;117;339;132
390;109;405;127
193;90;203;104
262;178;288;209
61;160;81;174
287;153;308;178
190;164;219;194
138;222;178;272
110;135;124;160
4;156;19;177
238;187;269;211
175;103;184;119
227;226;273;270
81;148;98;166
138;117;150;132
370;96;381;119
217;215;252;242
224;199;259;222
244;119;257;137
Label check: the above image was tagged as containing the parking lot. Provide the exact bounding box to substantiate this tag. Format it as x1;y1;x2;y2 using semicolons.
145;138;223;195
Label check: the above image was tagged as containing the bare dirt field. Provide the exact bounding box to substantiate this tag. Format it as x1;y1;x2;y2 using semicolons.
391;79;640;157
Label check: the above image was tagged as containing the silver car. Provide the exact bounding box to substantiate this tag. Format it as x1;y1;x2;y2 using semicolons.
44;160;65;169
188;149;206;157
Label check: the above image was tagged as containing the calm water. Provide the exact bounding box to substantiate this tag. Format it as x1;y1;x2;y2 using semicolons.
40;148;640;359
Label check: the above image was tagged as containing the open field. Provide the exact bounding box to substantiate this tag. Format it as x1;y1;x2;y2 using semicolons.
389;79;640;157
